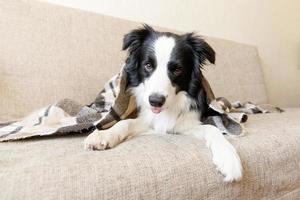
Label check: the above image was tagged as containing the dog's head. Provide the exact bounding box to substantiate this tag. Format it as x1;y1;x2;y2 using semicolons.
123;25;215;115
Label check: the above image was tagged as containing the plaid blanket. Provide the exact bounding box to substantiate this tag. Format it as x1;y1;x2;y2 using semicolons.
0;67;283;142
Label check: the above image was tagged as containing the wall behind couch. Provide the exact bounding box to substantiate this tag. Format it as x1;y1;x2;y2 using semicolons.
42;0;300;107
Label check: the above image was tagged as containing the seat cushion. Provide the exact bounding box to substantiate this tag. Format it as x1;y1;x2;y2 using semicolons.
0;108;299;200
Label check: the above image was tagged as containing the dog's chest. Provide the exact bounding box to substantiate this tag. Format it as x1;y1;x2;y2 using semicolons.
143;109;200;134
151;113;177;133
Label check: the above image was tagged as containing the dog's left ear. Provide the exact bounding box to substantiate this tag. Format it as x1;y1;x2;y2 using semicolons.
184;33;215;66
184;33;215;118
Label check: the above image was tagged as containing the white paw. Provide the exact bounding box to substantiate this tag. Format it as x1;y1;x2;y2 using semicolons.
84;130;119;151
210;141;243;182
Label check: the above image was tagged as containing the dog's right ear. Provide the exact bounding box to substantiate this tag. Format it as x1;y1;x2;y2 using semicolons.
122;24;154;52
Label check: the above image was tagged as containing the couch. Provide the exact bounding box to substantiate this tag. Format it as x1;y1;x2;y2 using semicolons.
0;0;299;199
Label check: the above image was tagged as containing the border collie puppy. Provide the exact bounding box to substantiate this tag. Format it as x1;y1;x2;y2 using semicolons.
84;25;242;182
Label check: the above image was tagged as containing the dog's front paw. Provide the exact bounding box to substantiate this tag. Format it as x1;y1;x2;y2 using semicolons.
211;142;243;182
84;130;119;151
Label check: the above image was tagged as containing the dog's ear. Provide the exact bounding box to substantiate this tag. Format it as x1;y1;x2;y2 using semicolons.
183;33;215;118
123;25;154;88
183;33;215;66
122;24;154;52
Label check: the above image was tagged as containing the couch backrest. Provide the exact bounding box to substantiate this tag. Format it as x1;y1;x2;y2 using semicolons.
0;0;268;117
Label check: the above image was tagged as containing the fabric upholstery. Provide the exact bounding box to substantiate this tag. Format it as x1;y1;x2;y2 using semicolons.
1;1;299;200
0;108;300;200
0;0;267;118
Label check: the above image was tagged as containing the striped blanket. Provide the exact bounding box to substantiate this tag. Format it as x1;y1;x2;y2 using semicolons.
0;68;283;142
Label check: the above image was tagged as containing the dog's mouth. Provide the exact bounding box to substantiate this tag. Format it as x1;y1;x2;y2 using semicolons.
151;106;163;114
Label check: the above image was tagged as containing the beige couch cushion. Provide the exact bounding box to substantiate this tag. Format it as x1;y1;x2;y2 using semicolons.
0;108;299;200
0;0;267;118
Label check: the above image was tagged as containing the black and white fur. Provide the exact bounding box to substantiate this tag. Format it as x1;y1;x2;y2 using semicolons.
84;25;242;182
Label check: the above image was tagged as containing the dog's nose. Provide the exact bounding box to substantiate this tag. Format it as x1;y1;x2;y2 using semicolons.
149;93;166;107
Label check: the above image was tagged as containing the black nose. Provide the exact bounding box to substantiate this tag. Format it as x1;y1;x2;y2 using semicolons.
149;94;166;107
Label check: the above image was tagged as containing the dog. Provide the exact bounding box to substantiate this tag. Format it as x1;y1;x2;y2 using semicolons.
84;25;242;182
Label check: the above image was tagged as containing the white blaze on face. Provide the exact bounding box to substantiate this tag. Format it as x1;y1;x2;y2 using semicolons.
144;36;176;101
133;35;191;120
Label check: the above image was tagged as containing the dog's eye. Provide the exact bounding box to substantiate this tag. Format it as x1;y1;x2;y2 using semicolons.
144;63;153;72
173;68;183;76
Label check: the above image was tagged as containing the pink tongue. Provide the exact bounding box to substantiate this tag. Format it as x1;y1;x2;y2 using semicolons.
151;107;162;114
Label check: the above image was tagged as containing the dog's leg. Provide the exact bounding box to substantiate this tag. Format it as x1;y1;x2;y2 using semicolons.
182;124;243;182
84;118;148;150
